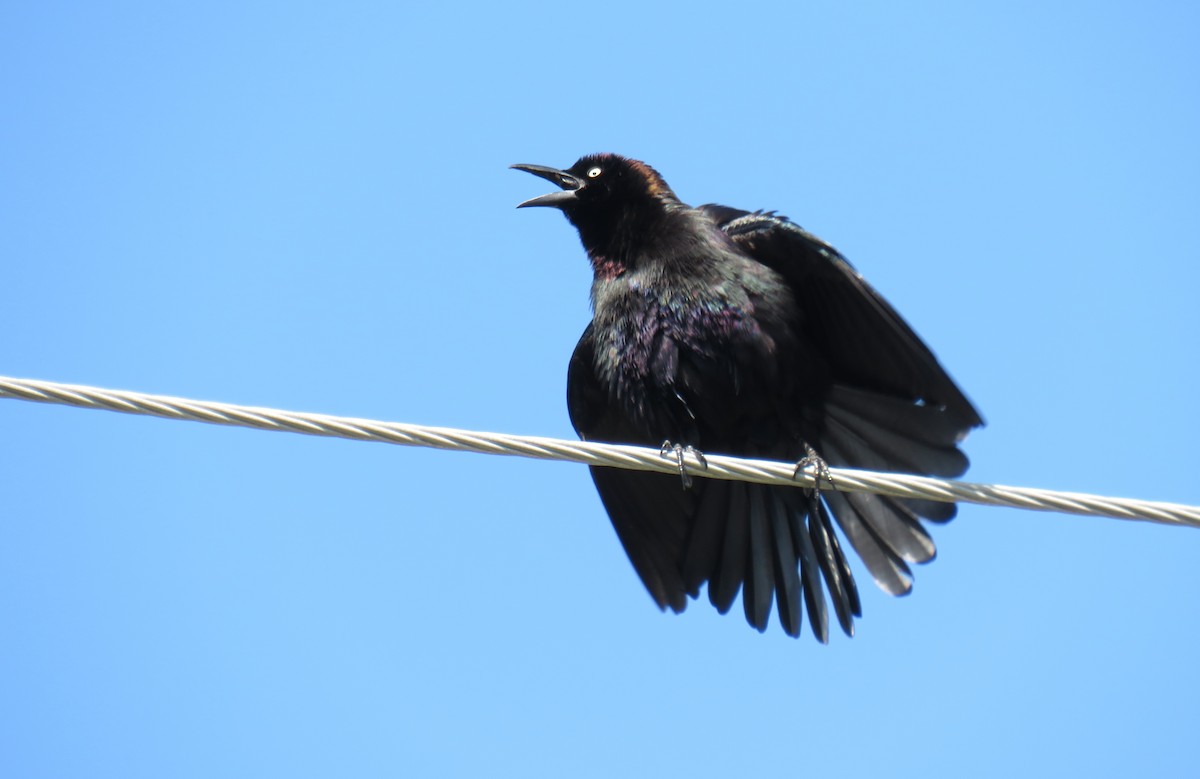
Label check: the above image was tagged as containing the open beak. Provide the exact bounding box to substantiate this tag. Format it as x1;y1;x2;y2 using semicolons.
511;163;583;209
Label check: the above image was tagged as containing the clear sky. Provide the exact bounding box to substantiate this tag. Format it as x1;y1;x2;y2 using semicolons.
2;2;1198;777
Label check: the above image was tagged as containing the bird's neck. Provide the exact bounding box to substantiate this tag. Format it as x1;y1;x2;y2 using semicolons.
586;209;737;324
577;201;706;282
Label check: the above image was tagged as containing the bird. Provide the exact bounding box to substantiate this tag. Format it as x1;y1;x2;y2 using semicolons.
513;154;983;642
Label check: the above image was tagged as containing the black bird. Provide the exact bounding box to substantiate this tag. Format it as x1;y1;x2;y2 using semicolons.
514;154;983;642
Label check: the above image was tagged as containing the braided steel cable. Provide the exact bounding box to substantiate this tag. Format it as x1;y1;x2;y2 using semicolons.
2;375;1197;529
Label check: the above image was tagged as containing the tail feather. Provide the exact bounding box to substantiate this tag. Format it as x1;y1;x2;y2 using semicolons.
808;498;860;637
683;479;730;596
822;437;933;571
682;481;846;639
844;490;936;564
777;491;829;642
744;487;777;631
902;497;958;523
767;490;803;637
823;488;914;596
710;482;748;613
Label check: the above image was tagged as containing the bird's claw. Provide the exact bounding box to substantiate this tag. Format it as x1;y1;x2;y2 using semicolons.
660;440;707;489
793;442;835;494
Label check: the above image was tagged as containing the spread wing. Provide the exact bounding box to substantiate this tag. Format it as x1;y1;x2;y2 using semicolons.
700;205;984;429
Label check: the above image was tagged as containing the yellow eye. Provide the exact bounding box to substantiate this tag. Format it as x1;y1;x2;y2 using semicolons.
587;166;602;178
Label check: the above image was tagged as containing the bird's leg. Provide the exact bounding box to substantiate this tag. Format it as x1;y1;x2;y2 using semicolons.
794;442;836;493
660;440;708;490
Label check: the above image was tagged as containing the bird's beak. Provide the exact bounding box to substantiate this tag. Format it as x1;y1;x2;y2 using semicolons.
511;163;583;209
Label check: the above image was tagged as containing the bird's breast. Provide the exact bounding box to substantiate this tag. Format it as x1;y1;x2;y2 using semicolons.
589;277;782;439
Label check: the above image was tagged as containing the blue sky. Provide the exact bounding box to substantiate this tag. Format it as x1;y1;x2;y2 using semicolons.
2;2;1198;777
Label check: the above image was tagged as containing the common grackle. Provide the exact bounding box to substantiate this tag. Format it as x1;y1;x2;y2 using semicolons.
514;154;983;642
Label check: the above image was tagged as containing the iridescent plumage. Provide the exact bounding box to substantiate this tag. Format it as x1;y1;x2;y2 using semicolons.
516;154;982;641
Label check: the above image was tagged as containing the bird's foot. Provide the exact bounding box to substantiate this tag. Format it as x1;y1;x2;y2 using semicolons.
793;442;836;493
660;441;707;490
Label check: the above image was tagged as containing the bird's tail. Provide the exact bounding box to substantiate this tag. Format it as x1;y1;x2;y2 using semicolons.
681;478;860;642
592;384;974;641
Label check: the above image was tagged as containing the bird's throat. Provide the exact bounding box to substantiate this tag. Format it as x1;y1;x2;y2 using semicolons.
588;252;627;281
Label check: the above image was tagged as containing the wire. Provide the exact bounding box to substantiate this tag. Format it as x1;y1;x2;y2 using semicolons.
2;374;1197;529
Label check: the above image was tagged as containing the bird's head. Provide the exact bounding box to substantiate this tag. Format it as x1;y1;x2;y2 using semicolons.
512;154;681;257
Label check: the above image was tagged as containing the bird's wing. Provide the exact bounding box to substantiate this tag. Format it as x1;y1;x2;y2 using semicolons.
700;205;984;430
567;325;696;613
700;205;985;604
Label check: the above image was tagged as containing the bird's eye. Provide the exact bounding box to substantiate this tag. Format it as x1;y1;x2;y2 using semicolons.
587;166;602;178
